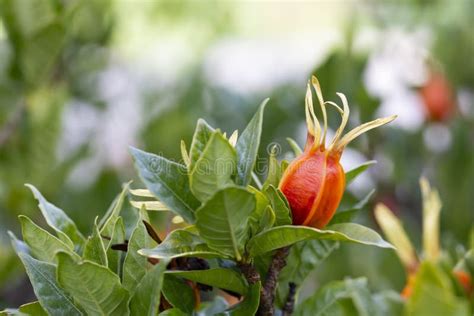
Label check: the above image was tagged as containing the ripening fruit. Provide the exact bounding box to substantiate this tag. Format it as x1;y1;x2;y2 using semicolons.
279;76;396;228
420;72;455;122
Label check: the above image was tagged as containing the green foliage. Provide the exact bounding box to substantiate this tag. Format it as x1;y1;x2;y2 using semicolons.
247;223;393;257
294;278;404;316
131;147;199;223
4;103;412;315
235;99;268;186
195;187;255;261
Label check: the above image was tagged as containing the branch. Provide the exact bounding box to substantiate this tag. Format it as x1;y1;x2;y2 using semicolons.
282;282;297;316
258;246;290;316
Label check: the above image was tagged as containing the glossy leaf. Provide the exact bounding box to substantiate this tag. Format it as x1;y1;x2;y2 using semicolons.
195;187;256;260
26;184;85;250
83;220;108;266
19;215;78;263
248;223;393;257
189;131;237;202
129;260;168;316
263;185;292;226
56;252;130;316
130;147;199;223
9;234;83;316
139;227;223;260
345;161;377;185
162;275;195;314
166;268;248;294
123;214;157;293
189;119;215;172
235;99;268;186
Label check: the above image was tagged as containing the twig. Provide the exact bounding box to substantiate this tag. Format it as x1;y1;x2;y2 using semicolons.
239;262;261;285
282;282;297;316
258;246;291;316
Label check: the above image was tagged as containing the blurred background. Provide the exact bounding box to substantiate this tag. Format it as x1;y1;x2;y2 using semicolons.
0;0;473;309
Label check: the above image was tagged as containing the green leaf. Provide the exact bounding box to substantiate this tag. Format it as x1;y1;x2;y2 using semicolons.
196;187;256;260
8;233;83;316
19;215;78;263
26;184;85;251
263;145;283;189
162;275;195;314
159;309;187;316
189;119;215;172
263;185;292;226
330;189;375;225
56;252;130;316
189;131;237;202
294;278;374;316
235;99;268;186
406;262;470;316
372;291;404;316
129;260;168;316
130;147;199;223
100;182;130;236
139;227;223;260
277;240;339;306
248;223;393;257
220;282;261;316
166;268;248;295
345;161;377;185
83;220;108;266
18;301;48;315
105;217;126;274
286;137;303;156
123;213;157;293
248;186;274;235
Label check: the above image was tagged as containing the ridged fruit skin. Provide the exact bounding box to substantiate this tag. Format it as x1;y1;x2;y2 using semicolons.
279;148;345;228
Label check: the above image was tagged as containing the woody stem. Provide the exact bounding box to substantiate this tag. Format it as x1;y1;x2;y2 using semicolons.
258;246;291;316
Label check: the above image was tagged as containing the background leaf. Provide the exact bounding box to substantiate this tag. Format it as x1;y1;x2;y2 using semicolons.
195;187;256;260
344;161;377;185
235;99;268;186
276;240;339;306
56;252;130;316
131;147;199;223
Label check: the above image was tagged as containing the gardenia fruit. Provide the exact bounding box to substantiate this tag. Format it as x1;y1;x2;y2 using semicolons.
279;76;396;228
